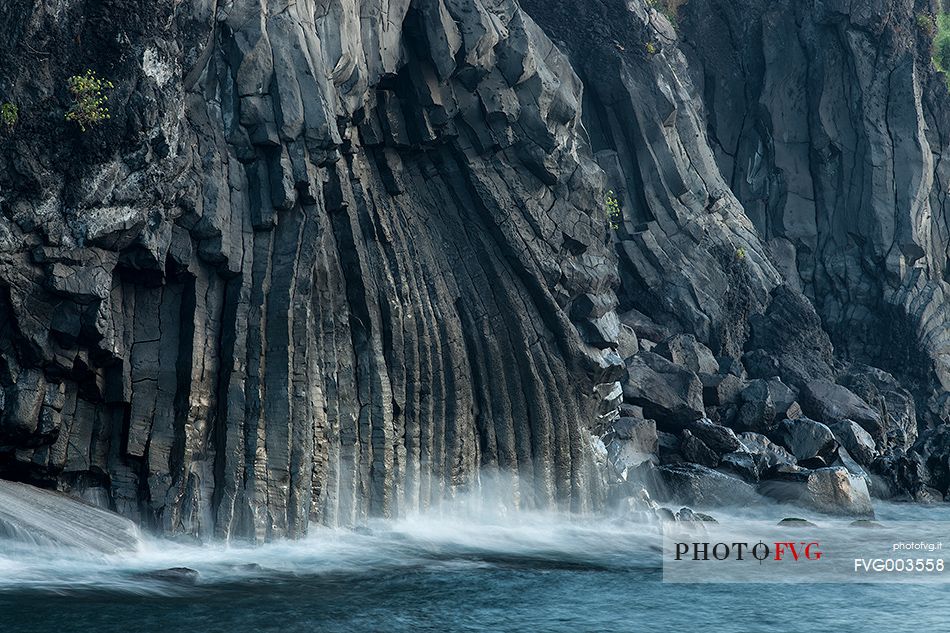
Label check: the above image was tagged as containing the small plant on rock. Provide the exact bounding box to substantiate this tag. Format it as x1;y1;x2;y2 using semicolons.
605;190;622;230
918;12;937;39
65;70;113;132
1;102;17;128
735;247;747;261
648;0;688;29
934;13;950;89
645;41;658;56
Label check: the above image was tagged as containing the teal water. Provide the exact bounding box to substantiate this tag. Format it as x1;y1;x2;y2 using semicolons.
1;503;948;632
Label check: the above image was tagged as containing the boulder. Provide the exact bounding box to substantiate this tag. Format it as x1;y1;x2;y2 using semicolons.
716;356;747;379
744;286;836;387
605;418;658;474
679;430;719;467
688;418;741;454
731;398;774;434
828;420;877;465
869;451;928;500
758;467;874;517
771;418;838;462
657;431;683;464
839;365;917;450
799;379;884;439
608;416;657;444
617;324;640;359
718;451;760;482
618;308;670;343
657;463;760;506
728;378;800;435
654;334;720;374
764;379;800;420
136;568;200;584
701;373;744;407
737;432;797;469
831;446;870;482
622;352;705;428
911;424;950;496
675;507;717;522
619;403;644;418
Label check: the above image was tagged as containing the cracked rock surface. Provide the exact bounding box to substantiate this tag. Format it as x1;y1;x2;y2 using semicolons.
0;0;948;538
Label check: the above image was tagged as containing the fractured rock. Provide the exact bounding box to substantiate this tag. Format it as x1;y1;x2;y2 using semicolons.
623;352;705;429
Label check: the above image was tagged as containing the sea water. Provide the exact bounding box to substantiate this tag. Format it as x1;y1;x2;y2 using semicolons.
0;500;948;632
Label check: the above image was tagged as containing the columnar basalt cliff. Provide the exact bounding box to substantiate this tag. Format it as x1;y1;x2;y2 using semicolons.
0;0;948;539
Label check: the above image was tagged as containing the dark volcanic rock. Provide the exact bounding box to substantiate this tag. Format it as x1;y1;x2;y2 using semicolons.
654;334;720;375
718;451;760;482
136;568;200;584
682;0;950;397
911;424;950;497
1;0;948;537
657;431;683;465
0;0;623;538
799;380;884;440
657;463;760;507
678;430;719;468
742;286;836;387
758;467;874;517
605;418;659;473
622;352;705;429
828;420;878;466
728;379;797;434
701;373;745;407
771;418;839;463
688;419;741;454
736;433;797;469
838;365;918;451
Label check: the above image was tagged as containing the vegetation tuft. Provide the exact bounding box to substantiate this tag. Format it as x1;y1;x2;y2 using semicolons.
1;102;17;128
918;12;937;39
648;0;689;29
605;190;622;230
934;13;950;88
65;70;114;132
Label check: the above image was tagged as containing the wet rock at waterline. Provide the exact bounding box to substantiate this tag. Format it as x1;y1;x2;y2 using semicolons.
758;468;874;518
135;568;200;584
655;463;760;507
0;480;140;553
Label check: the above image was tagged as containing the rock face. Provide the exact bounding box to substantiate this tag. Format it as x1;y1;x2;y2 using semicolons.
0;0;620;540
1;0;949;539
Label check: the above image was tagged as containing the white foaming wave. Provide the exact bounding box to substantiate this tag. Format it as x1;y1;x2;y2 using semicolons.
0;505;662;595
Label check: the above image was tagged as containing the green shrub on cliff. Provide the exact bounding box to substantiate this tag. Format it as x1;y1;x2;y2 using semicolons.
918;12;937;39
65;70;113;132
935;14;950;83
1;102;16;127
648;0;688;28
605;190;622;230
